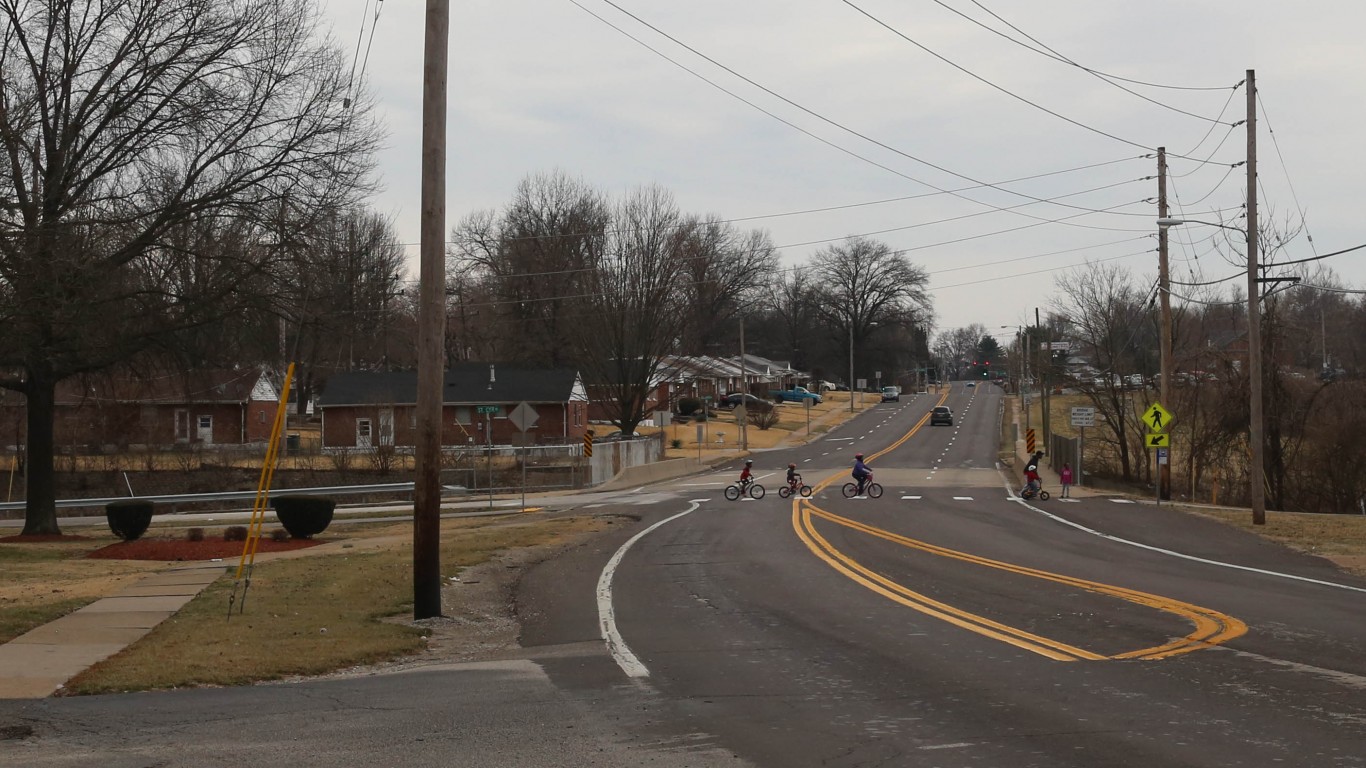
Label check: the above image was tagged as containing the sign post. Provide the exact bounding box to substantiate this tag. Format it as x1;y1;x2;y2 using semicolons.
1142;401;1173;505
508;402;538;512
1070;407;1095;487
805;397;812;434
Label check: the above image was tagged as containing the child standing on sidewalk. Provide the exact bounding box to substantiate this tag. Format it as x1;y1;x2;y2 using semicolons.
1060;463;1074;497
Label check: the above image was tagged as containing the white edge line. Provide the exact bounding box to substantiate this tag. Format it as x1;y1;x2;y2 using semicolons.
596;502;699;678
1001;479;1366;595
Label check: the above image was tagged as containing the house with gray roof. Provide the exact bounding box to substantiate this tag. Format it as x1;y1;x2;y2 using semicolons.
317;364;588;449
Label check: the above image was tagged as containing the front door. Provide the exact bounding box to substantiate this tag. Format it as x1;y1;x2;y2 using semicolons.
356;418;372;449
196;415;213;445
378;408;394;447
175;409;190;443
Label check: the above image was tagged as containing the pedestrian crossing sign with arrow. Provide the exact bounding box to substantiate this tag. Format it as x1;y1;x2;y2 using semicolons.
1143;401;1172;433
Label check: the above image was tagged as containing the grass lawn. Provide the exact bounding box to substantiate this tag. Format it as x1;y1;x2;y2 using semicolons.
61;515;608;695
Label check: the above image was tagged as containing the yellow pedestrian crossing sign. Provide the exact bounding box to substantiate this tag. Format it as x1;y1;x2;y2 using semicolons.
1146;433;1170;449
1143;402;1172;432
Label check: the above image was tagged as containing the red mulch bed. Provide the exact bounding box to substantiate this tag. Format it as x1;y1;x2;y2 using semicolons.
0;534;93;543
87;537;322;561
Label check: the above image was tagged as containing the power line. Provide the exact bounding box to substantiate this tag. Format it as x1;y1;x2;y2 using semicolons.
927;0;1238;121
1258;92;1318;256
577;0;1174;220
837;0;1233;162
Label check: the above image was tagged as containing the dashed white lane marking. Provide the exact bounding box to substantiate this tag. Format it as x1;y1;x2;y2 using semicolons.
1111;499;1136;504
802;458;812;462
585;503;607;508
902;495;922;500
953;496;974;501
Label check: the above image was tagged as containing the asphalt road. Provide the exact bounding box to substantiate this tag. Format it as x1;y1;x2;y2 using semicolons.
5;383;1365;767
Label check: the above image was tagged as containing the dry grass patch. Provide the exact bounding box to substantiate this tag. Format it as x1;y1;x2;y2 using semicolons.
61;515;608;695
0;538;164;642
1185;507;1366;576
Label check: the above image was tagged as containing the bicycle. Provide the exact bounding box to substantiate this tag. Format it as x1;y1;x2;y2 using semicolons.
841;476;883;499
724;479;766;501
777;478;813;498
1019;484;1050;501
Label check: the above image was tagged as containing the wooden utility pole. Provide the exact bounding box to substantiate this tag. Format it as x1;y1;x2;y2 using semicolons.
413;0;449;619
739;315;748;450
1036;307;1049;453
1157;147;1172;500
1246;69;1265;525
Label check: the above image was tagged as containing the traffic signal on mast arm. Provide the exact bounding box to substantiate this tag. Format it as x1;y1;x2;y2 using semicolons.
983;360;990;378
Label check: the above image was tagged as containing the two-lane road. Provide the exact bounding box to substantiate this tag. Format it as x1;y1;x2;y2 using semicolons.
523;382;1366;766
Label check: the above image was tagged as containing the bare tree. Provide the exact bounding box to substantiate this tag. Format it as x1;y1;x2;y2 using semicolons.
1053;263;1148;481
810;237;931;386
573;186;688;435
449;171;608;367
0;0;379;534
674;217;777;355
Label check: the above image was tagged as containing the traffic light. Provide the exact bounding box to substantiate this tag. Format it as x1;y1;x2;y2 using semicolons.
983;360;990;378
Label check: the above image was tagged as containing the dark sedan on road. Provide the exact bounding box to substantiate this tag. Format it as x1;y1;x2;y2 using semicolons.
930;405;953;426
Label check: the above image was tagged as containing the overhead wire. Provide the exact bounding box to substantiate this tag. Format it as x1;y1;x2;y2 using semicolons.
961;0;1233;92
1258;92;1318;255
926;0;1237;123
574;0;1170;221
836;0;1231;162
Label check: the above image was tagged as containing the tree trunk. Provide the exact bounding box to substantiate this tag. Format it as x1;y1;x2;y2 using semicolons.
21;372;60;536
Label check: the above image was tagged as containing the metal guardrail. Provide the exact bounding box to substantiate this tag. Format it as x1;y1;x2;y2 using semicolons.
0;482;467;513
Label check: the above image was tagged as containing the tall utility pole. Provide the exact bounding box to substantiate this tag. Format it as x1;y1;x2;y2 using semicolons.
1023;329;1031;438
739;316;748;450
1246;69;1265;525
1036;307;1050;452
848;320;855;414
413;0;449;619
1157;147;1173;501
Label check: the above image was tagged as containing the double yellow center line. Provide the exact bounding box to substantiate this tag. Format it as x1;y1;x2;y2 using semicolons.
792;390;1247;661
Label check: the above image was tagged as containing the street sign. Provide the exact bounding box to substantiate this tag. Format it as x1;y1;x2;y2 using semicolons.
583;430;594;457
1142;402;1172;433
1041;342;1072;351
733;404;747;421
476;405;499;415
1146;433;1170;448
1070;406;1096;427
1157;446;1169;465
1026;428;1036;454
508;401;538;432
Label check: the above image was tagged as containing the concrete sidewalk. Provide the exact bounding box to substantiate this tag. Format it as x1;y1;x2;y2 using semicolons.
0;562;226;699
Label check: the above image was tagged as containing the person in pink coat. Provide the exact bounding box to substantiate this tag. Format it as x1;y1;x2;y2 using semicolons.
1060;463;1074;498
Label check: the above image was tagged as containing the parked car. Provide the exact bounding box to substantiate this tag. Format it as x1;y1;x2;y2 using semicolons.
880;386;900;402
768;386;823;404
720;393;773;411
810;380;840;393
930;406;953;426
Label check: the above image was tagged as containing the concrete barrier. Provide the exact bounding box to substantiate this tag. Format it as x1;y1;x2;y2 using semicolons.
595;458;706;491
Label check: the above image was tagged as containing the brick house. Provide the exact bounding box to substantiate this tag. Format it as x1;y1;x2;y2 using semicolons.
0;368;279;450
317;365;589;449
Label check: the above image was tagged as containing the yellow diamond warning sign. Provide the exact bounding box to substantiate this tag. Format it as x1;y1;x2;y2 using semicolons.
1143;402;1172;433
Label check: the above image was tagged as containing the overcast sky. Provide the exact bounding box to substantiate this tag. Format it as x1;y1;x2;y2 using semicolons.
317;0;1365;342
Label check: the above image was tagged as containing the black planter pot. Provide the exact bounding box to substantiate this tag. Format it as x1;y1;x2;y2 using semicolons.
269;495;336;539
105;499;155;541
